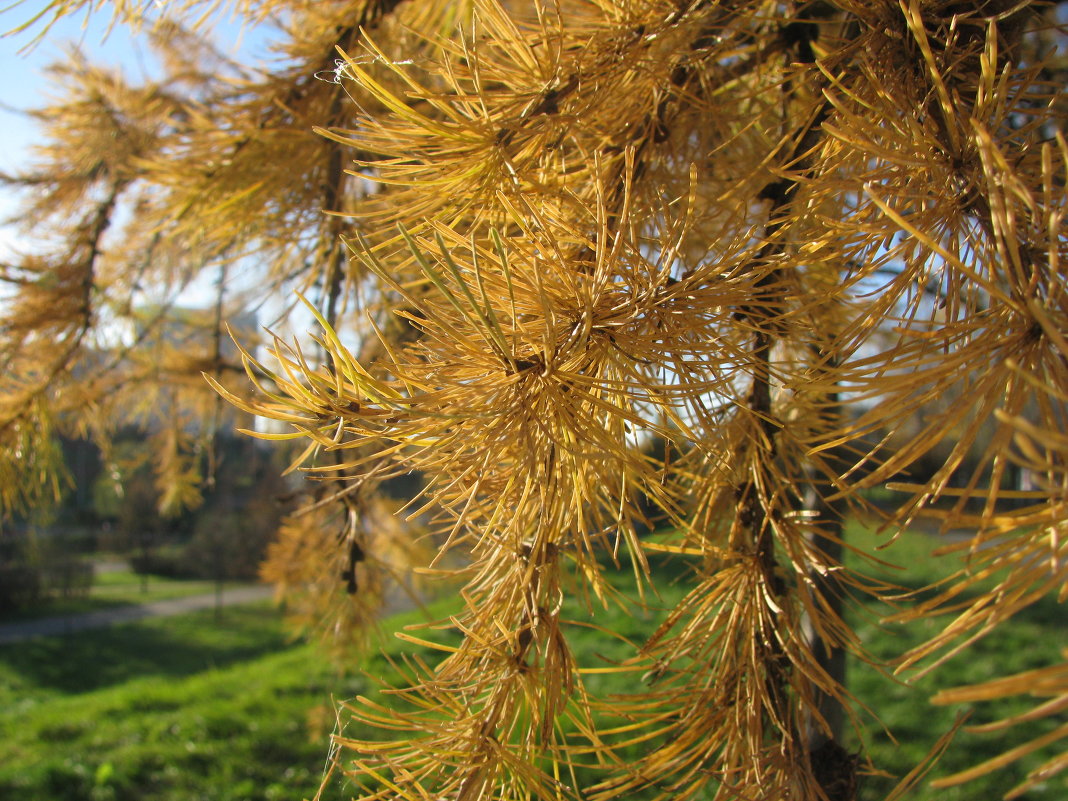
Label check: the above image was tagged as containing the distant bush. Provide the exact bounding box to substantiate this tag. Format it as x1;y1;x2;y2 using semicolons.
185;504;280;581
128;501;283;582
0;563;43;612
0;557;93;613
129;547;193;579
42;560;93;598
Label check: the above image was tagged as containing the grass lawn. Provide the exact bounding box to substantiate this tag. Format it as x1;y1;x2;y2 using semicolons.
840;519;1066;801
0;522;1063;801
0;602;374;801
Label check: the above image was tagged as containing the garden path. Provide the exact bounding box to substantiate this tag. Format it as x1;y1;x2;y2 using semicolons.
0;585;275;644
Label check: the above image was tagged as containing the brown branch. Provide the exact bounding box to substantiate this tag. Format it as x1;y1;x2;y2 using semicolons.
728;11;857;797
0;178;124;436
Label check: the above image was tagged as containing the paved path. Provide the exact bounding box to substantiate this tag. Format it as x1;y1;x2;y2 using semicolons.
0;585;275;645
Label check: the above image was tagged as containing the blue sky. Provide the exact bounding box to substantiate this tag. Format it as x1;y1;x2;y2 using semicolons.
0;4;278;257
0;3;305;333
0;8;137;251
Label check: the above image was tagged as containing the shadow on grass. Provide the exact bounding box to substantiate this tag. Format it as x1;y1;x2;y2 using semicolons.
0;605;293;695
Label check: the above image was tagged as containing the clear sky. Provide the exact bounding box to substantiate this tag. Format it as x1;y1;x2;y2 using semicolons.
0;3;278;257
0;7;136;173
0;3;303;330
0;7;140;253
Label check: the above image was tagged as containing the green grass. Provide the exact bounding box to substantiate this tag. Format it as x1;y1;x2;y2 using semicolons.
0;523;1063;801
840;519;1066;801
0;569;252;623
0;602;421;801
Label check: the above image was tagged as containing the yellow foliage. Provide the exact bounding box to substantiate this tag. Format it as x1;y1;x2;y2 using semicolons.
3;1;1067;799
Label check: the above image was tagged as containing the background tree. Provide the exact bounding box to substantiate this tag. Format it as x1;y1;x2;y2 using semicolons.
2;1;1067;800
0;1;427;632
